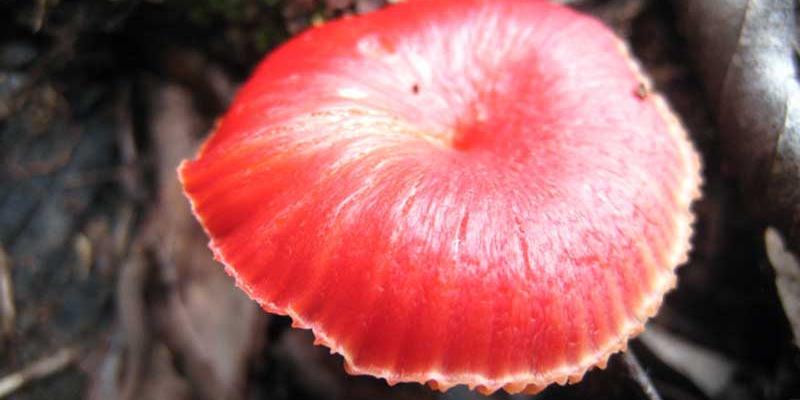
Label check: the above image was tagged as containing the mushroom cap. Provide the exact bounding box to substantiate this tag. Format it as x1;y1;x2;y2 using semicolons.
180;0;702;394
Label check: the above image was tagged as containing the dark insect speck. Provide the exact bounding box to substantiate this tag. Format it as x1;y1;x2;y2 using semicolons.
635;83;649;99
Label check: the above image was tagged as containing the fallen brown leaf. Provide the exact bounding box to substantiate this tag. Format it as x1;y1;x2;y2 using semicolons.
674;0;800;253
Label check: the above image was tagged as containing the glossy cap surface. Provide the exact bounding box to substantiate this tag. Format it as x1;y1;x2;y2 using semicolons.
180;0;702;394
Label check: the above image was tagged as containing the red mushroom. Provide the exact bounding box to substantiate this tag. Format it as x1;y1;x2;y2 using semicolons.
179;0;702;395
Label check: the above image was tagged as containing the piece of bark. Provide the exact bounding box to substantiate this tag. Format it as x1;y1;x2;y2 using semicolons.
92;80;267;400
86;339;192;400
145;81;266;400
673;0;800;253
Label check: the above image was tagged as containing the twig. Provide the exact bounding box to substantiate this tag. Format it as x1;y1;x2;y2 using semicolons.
0;347;79;398
554;0;593;5
639;326;735;397
622;350;663;400
116;248;151;400
115;86;146;201
113;205;136;258
156;290;226;400
153;247;227;400
0;247;15;342
32;0;47;32
765;227;800;348
74;234;93;280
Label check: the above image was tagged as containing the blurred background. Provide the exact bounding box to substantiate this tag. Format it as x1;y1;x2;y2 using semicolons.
0;0;799;399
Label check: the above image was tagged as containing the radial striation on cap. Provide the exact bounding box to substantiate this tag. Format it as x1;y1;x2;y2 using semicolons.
179;0;702;394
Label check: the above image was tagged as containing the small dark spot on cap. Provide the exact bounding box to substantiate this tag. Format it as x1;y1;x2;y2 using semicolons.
635;83;649;99
412;83;420;94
